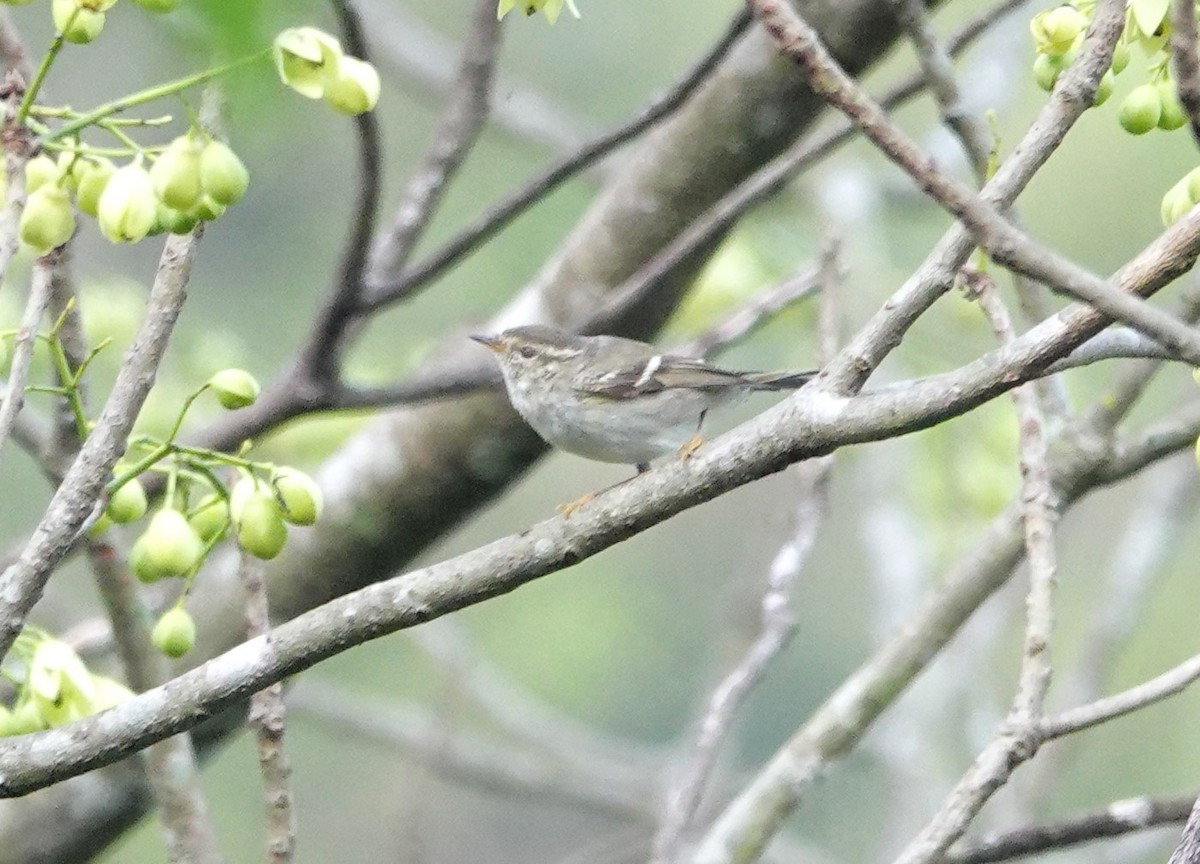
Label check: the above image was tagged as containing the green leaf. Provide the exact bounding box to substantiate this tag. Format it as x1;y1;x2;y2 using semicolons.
1131;0;1170;38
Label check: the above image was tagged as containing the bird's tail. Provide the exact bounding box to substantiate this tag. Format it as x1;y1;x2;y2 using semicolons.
743;370;817;390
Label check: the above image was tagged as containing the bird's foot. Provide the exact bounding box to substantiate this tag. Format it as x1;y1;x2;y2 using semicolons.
557;492;597;518
677;434;704;460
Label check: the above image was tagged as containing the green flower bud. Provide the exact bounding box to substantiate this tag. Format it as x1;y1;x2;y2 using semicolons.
0;705;17;737
1030;6;1085;56
74;156;115;217
235;489;289;560
88;510;113;537
24;154;58;193
1185;166;1200;202
271;467;323;525
199;140;249;205
130;508;204;582
497;0;579;23
150;135;203;211
19;184;75;254
209;368;260;409
192;194;226;222
188;493;229;542
1161;176;1193;227
52;0;106;44
91;674;135;710
273;26;343;99
97;160;158;243
324;56;381;115
0;0;38;6
1157;80;1188;130
1118;84;1162;135
4;699;47;736
152;606;196;658
106;477;147;523
1110;40;1130;74
156;203;199;235
1092;70;1114;106
29;638;96;725
1032;51;1072;92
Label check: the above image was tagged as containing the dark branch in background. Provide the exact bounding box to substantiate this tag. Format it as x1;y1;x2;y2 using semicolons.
0;229;202;664
44;248;86;475
946;791;1196;864
364;0;500;288
295;0;383;387
1170;0;1200;152
361;7;754;310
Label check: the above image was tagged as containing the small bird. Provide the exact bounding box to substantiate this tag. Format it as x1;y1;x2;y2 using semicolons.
472;325;816;476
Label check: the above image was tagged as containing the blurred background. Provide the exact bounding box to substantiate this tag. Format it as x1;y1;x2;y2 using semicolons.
3;0;1200;861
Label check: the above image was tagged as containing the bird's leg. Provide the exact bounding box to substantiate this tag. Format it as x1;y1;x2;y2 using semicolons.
559;463;651;517
558;492;597;518
677;409;707;460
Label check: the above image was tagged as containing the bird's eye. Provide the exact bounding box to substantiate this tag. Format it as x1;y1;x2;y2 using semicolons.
518;346;536;359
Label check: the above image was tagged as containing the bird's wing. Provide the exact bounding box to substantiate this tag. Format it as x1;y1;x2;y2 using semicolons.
574;355;744;399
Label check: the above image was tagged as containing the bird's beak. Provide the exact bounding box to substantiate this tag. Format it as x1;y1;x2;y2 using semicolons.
470;333;505;353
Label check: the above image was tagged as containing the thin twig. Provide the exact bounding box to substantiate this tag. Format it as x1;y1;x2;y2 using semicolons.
678;267;819;360
0;254;56;473
239;550;296;864
364;8;755;310
1040;650;1200;739
44;246;86;474
945;791;1196;864
365;0;501;290
889;0;992;180
1084;281;1200;433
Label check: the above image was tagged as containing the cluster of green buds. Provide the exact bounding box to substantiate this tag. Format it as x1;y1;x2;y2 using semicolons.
0;631;134;736
273;27;380;115
496;0;581;24
1031;2;1200;225
89;367;323;657
18;132;250;254
1030;1;1192;127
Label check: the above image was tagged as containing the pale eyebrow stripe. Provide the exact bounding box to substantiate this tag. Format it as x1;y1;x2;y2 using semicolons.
634;354;662;389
